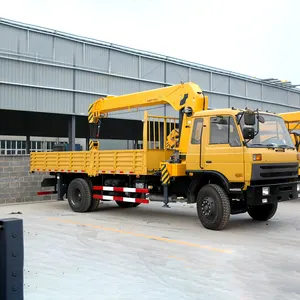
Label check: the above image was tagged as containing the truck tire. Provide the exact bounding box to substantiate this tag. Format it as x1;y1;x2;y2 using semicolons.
88;198;100;212
196;184;231;230
247;203;278;221
85;179;99;212
116;201;141;208
67;178;92;212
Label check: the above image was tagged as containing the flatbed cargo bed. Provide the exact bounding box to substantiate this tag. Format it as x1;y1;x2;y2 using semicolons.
30;149;173;176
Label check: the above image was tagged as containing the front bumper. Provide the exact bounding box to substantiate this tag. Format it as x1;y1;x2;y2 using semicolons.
245;181;300;206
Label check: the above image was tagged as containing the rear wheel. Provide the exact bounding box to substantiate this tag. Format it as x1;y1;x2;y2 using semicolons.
88;198;100;212
247;203;278;221
67;178;92;212
86;178;99;212
196;184;231;230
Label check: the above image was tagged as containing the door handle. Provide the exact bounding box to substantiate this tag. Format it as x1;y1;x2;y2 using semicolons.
206;160;212;163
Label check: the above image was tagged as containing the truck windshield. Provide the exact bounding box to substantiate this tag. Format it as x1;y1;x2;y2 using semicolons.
239;113;295;149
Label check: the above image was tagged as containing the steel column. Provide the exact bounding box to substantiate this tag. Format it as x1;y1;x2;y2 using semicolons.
25;135;30;154
68;115;76;150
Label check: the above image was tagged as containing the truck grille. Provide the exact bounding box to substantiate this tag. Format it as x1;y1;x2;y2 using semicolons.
251;163;298;181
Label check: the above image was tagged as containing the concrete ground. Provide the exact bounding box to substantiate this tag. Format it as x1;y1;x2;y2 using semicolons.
1;199;300;300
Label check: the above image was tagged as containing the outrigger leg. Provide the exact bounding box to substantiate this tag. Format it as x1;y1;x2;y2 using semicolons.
162;185;170;208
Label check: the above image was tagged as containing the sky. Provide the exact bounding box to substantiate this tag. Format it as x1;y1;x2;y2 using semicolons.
1;0;299;84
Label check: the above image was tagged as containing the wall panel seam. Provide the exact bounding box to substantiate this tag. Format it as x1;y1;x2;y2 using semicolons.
1;80;299;110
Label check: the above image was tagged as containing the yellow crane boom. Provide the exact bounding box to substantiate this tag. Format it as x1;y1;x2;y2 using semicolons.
87;82;208;152
88;82;208;123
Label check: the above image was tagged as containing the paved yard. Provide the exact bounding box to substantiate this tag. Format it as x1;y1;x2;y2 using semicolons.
1;199;300;300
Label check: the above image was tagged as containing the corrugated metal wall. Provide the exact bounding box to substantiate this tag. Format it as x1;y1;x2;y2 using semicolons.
0;19;300;123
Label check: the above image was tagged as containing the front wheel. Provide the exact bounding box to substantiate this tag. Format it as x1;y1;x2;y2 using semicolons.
196;184;231;230
247;203;278;221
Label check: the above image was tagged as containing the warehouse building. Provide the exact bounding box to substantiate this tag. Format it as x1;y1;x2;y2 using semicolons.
1;18;300;154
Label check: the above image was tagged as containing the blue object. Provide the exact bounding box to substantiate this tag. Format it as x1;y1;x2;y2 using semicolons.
65;144;82;151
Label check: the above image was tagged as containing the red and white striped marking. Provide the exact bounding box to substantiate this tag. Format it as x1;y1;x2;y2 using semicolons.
93;194;149;204
33;169;135;174
34;169;86;173
97;170;135;174
93;186;148;193
98;170;114;174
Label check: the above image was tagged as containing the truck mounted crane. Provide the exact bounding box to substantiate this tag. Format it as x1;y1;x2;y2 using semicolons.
279;111;300;151
30;82;300;230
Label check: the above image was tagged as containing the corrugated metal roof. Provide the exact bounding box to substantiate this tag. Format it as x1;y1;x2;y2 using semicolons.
0;17;299;93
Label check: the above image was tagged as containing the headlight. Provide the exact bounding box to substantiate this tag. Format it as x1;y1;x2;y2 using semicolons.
262;187;270;196
297;184;300;191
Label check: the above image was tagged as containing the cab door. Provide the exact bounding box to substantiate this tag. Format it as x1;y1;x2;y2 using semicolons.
186;117;204;170
202;115;245;182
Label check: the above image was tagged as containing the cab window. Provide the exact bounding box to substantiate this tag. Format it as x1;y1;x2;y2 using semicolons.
210;116;241;147
191;118;204;144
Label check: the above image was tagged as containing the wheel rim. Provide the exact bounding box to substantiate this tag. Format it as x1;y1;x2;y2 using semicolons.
200;196;217;222
71;187;82;206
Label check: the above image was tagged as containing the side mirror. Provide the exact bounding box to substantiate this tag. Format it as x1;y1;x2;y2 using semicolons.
243;127;255;140
244;112;256;125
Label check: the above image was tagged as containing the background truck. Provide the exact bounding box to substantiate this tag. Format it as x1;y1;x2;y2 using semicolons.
279;111;300;178
279;111;300;151
30;82;300;230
